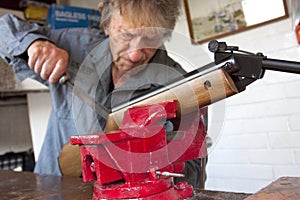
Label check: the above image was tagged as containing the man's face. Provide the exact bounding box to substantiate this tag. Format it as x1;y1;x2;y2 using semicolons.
106;11;165;80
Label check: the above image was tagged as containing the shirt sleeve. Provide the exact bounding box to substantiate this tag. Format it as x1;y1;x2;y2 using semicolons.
0;14;51;81
0;14;50;58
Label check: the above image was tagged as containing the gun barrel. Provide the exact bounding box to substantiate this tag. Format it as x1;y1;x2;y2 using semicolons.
262;58;300;74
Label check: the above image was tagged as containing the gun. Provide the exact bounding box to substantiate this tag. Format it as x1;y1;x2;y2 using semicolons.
104;40;300;132
59;40;300;176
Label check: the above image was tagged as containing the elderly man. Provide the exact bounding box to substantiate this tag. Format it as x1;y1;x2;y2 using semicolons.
0;0;205;188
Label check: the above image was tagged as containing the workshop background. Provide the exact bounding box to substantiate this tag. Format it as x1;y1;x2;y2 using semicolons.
0;0;300;195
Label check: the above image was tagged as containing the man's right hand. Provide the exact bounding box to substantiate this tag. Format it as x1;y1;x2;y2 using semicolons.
27;40;69;84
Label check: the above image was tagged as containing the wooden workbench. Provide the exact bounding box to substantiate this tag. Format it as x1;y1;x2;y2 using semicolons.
0;170;93;199
244;177;300;200
1;170;299;200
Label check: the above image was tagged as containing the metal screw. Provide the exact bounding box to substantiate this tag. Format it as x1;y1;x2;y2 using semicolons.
204;80;212;90
156;171;185;178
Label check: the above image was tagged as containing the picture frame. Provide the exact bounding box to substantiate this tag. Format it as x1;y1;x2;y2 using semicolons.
184;0;289;44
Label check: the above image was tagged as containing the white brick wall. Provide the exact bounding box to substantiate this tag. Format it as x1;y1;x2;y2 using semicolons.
203;19;300;192
170;5;300;194
203;19;300;193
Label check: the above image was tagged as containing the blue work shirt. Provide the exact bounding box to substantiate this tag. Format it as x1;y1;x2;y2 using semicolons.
0;14;204;187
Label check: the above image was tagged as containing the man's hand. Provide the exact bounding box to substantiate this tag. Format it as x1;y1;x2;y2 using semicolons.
27;40;69;83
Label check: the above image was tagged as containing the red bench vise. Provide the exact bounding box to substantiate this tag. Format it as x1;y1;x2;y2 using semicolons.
70;100;207;199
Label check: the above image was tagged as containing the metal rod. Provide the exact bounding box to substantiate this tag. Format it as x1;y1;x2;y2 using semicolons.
156;171;185;178
59;76;110;119
262;58;300;74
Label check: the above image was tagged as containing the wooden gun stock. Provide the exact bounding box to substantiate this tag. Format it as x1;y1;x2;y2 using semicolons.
105;68;239;132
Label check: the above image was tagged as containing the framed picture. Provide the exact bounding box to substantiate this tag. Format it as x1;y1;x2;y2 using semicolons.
184;0;289;44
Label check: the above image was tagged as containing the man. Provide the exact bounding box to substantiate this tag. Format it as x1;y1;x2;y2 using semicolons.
0;0;205;187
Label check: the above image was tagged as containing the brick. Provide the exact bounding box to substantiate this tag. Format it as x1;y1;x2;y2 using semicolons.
269;45;300;63
227;84;286;106
205;177;271;194
225;103;266;119
226;98;300;119
269;132;300;148
289;115;300;131
263;68;300;84
206;164;273;180
208;149;249;164
285;81;300;98
295;150;300;164
248;150;295;165
215;134;268;149
264;99;300;116
273;166;300;178
222;117;288;135
225;99;300;119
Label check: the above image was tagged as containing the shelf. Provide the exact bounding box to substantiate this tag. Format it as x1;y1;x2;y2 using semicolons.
0;0;56;11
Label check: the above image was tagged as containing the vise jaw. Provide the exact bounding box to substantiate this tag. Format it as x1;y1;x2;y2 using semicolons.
70;100;207;200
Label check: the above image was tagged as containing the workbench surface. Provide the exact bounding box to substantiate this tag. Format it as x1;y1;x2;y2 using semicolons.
0;170;299;200
0;170;94;199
